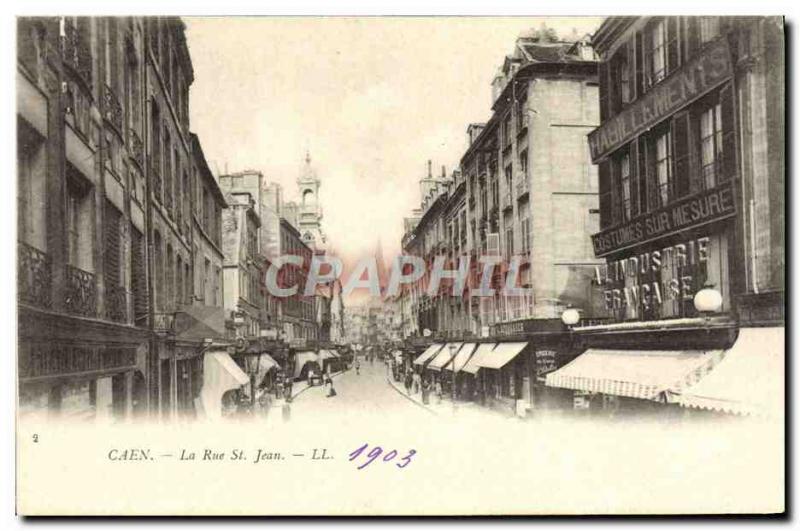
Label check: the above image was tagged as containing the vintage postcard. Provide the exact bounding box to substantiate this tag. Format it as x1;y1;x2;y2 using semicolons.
14;15;785;515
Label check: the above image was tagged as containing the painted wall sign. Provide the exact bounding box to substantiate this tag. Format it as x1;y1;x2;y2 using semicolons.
591;181;735;257
588;37;733;162
534;349;558;377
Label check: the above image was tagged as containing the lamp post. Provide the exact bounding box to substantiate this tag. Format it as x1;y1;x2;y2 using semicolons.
243;351;261;411
448;343;458;411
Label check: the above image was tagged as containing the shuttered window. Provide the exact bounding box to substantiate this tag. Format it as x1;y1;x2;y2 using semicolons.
104;200;122;289
131;225;148;324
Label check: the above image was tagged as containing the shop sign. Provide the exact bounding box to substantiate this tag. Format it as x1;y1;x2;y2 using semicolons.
588;37;732;162
534;349;558;377
573;391;591;410
21;344;137;380
594;234;724;315
591;181;735;258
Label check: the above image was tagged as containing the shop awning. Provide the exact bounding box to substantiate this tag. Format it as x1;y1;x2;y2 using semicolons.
461;343;496;374
318;350;338;360
393;350;404;363
477;342;528;370
413;343;443;365
294;351;320;378
256;354;280;384
671;327;784;417
428;342;463;371
198;351;250;420
443;343;477;373
545;348;723;401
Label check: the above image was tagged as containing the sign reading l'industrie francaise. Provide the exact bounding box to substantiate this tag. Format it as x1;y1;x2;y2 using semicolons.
591;180;736;257
588;37;733;163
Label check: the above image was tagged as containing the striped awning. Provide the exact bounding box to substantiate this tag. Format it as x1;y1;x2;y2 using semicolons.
477;342;527;370
545;348;723;401
413;344;443;366
443;343;477;373
671;328;784;417
428;343;463;371
461;343;496;374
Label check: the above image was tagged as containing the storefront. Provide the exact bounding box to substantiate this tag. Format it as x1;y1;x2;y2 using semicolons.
18;311;149;424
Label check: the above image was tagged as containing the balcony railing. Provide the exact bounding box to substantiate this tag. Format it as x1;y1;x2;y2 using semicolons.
502;192;513;211
153;312;176;333
516;177;529;198
105;283;128;323
104;84;124;133
18;242;51;309
129;128;144;168
64;264;97;317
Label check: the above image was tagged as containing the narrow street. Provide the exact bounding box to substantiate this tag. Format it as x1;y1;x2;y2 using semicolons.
288;361;434;425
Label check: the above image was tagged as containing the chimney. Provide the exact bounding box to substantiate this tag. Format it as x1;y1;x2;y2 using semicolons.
427;160;432;178
441;165;446;179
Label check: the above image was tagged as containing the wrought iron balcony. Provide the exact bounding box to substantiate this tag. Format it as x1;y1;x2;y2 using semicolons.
516;177;529;198
18;241;51;309
129;128;144;168
64;264;97;317
105;283;128;323
153;312;176;333
104;84;124;133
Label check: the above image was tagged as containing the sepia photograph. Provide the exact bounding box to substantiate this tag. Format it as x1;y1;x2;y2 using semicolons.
12;11;786;516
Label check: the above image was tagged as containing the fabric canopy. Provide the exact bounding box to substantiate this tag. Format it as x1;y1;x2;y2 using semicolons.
477;342;528;370
671;327;784;417
443;343;477;373
198;351;249;420
413;344;443;366
318;350;337;360
428;342;463;371
461;343;496;374
545;348;722;401
294;351;320;378
256;354;279;384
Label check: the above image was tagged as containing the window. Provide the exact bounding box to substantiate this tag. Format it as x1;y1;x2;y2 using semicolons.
104;201;123;291
649;20;667;85
620;153;632;221
654;130;673;208
65;167;93;272
125;37;140;132
154;231;163;311
699;103;723;191
505;228;514;260
699;17;720;44
17;120;47;250
131;226;148;323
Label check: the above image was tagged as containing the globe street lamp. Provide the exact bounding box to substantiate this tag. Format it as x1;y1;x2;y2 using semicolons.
694;285;722;333
561;307;581;327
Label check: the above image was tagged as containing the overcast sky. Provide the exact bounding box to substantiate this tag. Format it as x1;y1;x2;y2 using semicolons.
185;17;603;268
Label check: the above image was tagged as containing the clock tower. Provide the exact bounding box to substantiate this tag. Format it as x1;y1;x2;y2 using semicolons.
296;151;326;251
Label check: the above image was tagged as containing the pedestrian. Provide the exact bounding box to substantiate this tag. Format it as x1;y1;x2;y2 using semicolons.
413;371;421;394
435;379;443;403
324;373;337;397
421;379;430;405
355;359;360;376
404;371;413;395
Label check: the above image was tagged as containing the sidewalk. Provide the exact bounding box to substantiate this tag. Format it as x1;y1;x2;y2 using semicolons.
386;374;517;421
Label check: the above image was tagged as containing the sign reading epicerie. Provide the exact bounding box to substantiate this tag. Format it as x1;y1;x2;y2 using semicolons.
591;182;735;258
588;38;732;163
